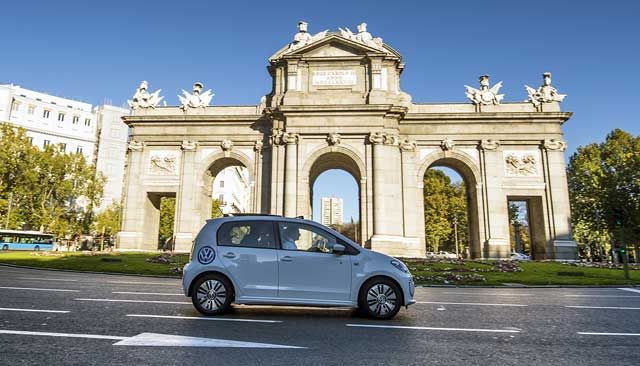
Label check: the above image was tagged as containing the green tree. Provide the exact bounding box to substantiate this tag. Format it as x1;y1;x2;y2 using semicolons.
93;201;122;238
159;197;176;249
211;199;223;218
423;169;468;253
568;129;640;260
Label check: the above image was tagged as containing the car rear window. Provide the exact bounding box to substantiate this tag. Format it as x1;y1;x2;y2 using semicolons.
217;221;276;249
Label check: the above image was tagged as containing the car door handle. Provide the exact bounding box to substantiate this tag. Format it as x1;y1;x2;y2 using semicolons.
222;252;236;259
280;256;293;262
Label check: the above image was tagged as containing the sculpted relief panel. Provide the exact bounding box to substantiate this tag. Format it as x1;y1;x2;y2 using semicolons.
148;151;180;176
503;150;540;177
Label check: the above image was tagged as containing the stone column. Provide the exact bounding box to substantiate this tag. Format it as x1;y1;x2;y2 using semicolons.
117;140;146;250
543;139;577;259
283;132;299;217
369;132;418;257
174;140;199;252
480;140;510;259
400;139;424;256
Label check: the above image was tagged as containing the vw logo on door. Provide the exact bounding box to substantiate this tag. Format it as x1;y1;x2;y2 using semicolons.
197;246;216;264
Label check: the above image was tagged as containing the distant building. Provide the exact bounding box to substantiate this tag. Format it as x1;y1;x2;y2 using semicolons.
0;84;129;212
321;197;343;226
212;166;251;214
94;105;130;211
0;83;97;161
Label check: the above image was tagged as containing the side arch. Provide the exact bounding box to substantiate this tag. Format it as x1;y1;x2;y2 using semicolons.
416;149;485;259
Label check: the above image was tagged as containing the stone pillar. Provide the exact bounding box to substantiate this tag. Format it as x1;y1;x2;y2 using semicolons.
480;142;510;259
543;139;577;260
118;141;146;250
283;132;299;217
174;140;199;252
400;139;425;256
369;132;420;257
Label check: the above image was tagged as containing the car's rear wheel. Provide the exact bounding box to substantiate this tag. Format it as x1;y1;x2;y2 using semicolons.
1;244;8;251
358;277;403;320
34;245;40;251
191;274;233;316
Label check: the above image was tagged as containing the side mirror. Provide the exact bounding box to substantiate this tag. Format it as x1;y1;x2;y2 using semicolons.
333;244;345;255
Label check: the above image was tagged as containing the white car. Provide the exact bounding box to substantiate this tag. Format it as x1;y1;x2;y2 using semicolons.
182;214;415;319
510;252;531;261
437;251;458;259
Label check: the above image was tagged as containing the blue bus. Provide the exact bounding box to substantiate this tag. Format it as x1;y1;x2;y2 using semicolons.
0;230;55;251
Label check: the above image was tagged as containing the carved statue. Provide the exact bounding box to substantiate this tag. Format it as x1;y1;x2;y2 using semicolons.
220;139;234;151
339;23;384;50
441;138;455;151
465;75;504;105
287;21;328;52
181;140;198;151
543;139;567;151
525;72;566;107
481;139;501;151
505;153;538;176
128;81;164;109
149;154;177;174
400;139;417;152
327;133;341;145
368;132;386;145
128;140;144;151
179;82;214;110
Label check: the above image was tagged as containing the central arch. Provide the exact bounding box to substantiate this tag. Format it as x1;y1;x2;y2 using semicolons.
197;151;255;225
417;150;484;259
300;145;368;245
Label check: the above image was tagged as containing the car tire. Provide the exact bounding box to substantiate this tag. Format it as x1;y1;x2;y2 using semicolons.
1;244;8;251
358;277;403;320
34;245;40;251
191;274;233;316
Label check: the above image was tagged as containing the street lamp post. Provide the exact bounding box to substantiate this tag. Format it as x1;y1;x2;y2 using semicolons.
453;214;459;259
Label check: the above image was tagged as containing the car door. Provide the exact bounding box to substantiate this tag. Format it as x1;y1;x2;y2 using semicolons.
216;220;278;299
276;222;351;302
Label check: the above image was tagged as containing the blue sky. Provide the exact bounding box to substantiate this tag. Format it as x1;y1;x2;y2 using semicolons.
3;0;639;221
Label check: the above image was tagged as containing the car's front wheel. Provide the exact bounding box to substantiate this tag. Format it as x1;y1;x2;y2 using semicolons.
191;274;233;316
1;244;8;251
358;277;403;320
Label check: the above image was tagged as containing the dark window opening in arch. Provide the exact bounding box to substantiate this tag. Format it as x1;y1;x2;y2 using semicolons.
312;169;360;243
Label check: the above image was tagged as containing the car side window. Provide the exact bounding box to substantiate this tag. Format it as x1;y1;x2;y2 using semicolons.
277;222;337;253
217;221;276;249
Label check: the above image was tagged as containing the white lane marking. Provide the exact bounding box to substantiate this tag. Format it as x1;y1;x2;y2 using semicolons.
75;298;190;305
0;307;69;314
105;281;177;286
0;330;305;348
113;291;183;296
619;288;640;294
436;292;534;297
17;277;78;282
346;324;521;333
565;295;640;298
0;286;79;292
113;332;305;348
566;305;640;310
416;301;528;307
127;314;281;324
0;330;126;340
578;332;640;336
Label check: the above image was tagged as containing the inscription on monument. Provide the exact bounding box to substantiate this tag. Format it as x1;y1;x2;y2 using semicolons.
312;70;356;86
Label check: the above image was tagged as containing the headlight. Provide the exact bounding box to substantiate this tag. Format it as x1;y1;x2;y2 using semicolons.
390;260;409;273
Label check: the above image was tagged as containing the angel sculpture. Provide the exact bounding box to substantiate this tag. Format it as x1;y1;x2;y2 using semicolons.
525;72;566;107
128;81;164;109
179;82;214;110
339;23;384;49
465;75;504;105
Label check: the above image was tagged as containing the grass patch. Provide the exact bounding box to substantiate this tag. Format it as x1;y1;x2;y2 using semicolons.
404;259;640;286
0;251;188;277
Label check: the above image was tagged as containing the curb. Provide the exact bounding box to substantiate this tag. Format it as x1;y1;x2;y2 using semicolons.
1;263;637;288
0;263;182;279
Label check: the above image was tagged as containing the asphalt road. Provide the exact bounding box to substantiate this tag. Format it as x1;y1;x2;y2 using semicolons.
0;265;639;366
